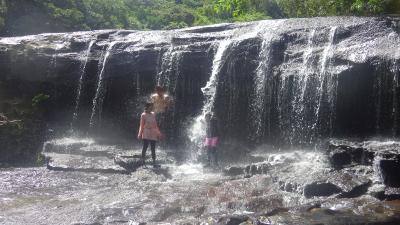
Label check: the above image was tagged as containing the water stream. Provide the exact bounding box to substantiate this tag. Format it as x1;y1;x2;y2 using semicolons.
188;39;233;156
72;40;96;128
89;41;118;128
314;26;338;133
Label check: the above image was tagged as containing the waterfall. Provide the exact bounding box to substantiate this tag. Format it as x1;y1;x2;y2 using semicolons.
251;39;272;141
314;26;337;134
278;27;337;144
298;29;316;107
72;40;96;127
89;41;117;128
155;45;186;142
373;154;384;183
47;47;60;78
157;47;174;86
391;34;400;136
157;45;186;92
291;29;317;144
189;39;232;155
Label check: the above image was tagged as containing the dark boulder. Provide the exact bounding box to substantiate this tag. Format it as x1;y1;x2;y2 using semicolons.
384;187;400;200
304;182;342;198
327;140;374;169
244;163;269;177
223;166;245;176
217;215;250;225
379;159;400;187
114;154;143;171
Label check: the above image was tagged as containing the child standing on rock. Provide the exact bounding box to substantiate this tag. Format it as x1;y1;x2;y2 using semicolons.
138;102;162;167
205;114;219;168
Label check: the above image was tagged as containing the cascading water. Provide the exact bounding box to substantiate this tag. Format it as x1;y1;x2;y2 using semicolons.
372;154;384;183
296;29;316;117
157;46;174;86
314;26;338;132
46;43;64;78
156;45;186;91
72;39;96;128
278;26;338;145
89;41;118;128
189;40;232;156
251;39;272;141
391;33;400;136
250;21;284;141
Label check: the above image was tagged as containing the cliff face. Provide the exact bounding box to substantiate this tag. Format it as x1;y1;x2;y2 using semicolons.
0;17;399;152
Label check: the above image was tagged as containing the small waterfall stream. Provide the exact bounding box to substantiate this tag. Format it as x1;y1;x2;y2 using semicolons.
391;33;400;136
278;26;338;144
72;40;96;128
157;46;174;86
250;20;284;141
89;41;118;128
157;45;186;93
189;39;233;156
251;39;273;141
297;29;316;118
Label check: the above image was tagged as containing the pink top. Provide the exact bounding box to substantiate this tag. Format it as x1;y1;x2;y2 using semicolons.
138;112;160;141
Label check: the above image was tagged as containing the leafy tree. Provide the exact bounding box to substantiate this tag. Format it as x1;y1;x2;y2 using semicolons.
0;0;398;36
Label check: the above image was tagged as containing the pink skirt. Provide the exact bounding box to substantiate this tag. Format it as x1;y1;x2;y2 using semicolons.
204;137;218;147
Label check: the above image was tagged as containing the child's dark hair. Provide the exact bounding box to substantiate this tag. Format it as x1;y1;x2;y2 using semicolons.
144;102;153;111
155;85;165;92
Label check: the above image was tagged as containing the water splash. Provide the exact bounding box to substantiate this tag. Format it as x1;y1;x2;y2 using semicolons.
42;137;95;153
189;40;233;157
72;40;96;128
372;154;384;183
90;41;118;128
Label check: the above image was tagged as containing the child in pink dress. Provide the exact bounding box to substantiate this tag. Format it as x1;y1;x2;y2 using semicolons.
138;102;162;167
205;114;219;167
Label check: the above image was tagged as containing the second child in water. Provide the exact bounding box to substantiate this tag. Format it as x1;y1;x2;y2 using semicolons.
205;114;219;168
138;102;162;167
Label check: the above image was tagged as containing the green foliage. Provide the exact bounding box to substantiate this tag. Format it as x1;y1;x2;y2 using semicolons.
0;0;398;35
32;93;50;107
274;0;393;17
206;0;269;22
0;0;6;30
350;0;388;15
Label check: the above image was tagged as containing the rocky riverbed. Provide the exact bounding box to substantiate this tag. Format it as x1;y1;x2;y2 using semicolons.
1;138;400;225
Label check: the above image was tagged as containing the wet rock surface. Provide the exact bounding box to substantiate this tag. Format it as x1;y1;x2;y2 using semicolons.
2;140;400;224
222;140;400;202
42;137;175;174
1;17;400;148
327;140;400;190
